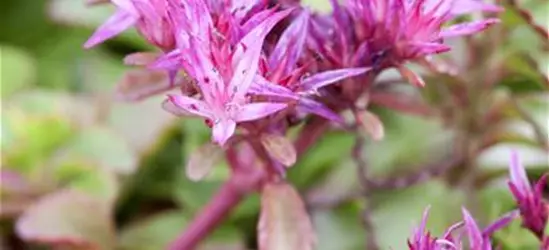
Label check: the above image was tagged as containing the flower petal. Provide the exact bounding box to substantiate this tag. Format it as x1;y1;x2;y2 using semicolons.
230;8;294;101
462;208;484;250
482;210;519;236
299;68;370;92
297;98;343;123
440;18;500;38
234;103;288;122
212;119;236;146
249;75;299;100
268;10;310;74
509;150;532;194
166;94;212;118
84;9;138;48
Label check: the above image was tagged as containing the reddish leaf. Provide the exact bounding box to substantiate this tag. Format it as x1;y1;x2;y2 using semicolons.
397;65;425;87
16;189;115;250
260;134;297;167
162;98;193;117
186;143;223;181
115;70;172;102
258;182;316;250
123;52;160;66
357;110;385;141
85;0;110;6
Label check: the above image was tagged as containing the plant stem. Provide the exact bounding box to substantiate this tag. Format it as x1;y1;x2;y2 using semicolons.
168;149;267;250
168;180;244;250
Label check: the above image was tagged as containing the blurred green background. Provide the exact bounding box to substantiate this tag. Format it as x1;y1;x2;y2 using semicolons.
0;0;548;249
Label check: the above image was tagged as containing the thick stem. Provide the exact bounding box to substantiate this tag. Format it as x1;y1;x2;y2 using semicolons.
168;180;244;250
169;149;267;250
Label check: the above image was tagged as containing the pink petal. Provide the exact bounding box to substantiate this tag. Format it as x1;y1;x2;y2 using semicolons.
449;0;503;15
162;98;193;117
149;50;182;71
268;10;310;74
84;9;138;48
212;119;236;146
231;0;260;19
241;8;277;34
416;206;431;241
297;98;343;123
249;76;299;100
408;42;451;56
111;0;136;13
234;103;288;122
230;9;294;101
166;94;212;119
509;150;532;194
300;68;370;92
462;208;483;250
439;18;500;38
482;210;519;236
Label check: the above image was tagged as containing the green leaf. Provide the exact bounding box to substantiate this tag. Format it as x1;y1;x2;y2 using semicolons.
2;108;74;174
312;205;364;250
289;132;354;188
64;126;138;174
372;180;465;250
365;110;453;176
69;168;119;203
0;45;35;98
16;189;115;249
118;211;244;250
108;95;177;153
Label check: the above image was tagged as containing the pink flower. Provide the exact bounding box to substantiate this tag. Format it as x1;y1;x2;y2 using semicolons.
508;151;548;240
159;3;293;145
407;206;463;250
159;4;369;144
252;9;371;122
84;0;176;50
308;0;502;83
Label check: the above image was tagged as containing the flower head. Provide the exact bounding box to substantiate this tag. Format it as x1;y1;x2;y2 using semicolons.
308;0;501;85
160;2;293;145
252;9;371;122
507;151;548;239
157;4;369;145
407;206;462;250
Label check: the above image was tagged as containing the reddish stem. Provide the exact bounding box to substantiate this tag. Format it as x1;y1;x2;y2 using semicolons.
168;180;244;250
168;150;267;250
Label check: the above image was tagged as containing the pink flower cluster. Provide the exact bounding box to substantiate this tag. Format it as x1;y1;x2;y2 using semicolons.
84;0;500;147
408;152;548;250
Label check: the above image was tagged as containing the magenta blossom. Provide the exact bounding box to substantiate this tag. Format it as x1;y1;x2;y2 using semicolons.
159;3;293;145
308;0;502;86
407;206;463;250
407;206;517;250
462;208;493;250
508;151;548;240
251;9;371;122
157;4;369;145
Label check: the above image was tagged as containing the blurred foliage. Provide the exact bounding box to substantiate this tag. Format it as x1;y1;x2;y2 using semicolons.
0;0;548;250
